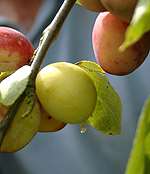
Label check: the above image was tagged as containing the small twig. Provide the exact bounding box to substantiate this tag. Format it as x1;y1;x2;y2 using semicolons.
30;0;76;80
0;0;76;146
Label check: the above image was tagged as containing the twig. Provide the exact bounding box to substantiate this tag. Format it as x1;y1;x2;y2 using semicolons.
0;0;76;146
30;0;76;80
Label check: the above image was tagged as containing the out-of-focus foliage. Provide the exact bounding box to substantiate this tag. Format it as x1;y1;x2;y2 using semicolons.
125;97;150;174
121;0;150;50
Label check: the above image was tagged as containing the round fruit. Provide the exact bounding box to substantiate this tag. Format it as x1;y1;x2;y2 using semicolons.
101;0;137;22
36;62;97;124
39;102;66;132
92;12;150;75
0;27;34;72
77;0;105;12
0;100;40;152
0;27;34;124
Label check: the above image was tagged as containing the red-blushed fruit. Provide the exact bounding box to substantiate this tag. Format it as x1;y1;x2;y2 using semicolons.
0;27;34;124
39;102;66;132
92;12;150;75
77;0;106;12
0;27;34;72
101;0;137;22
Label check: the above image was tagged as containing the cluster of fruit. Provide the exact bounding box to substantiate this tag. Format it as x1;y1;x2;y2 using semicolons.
77;0;150;75
0;27;99;152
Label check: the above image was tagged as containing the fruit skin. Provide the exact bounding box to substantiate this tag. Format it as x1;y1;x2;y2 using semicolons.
77;0;105;12
39;102;66;132
0;27;34;72
36;62;97;124
92;12;150;75
0;100;41;153
101;0;137;22
0;27;34;124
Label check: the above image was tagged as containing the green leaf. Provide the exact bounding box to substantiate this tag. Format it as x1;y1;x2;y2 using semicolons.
76;61;122;135
120;0;150;51
125;97;150;174
0;65;31;106
76;0;81;5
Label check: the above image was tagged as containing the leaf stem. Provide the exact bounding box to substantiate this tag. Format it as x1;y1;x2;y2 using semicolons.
0;0;76;147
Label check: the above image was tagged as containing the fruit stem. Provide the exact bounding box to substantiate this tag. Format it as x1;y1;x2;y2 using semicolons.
0;0;76;146
30;0;76;80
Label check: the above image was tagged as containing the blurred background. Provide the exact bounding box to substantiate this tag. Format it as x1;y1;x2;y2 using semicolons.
0;0;150;173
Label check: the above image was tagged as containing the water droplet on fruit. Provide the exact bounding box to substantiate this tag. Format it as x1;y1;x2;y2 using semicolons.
80;124;87;134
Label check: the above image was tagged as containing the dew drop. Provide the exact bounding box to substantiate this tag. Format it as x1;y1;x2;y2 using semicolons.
80;124;87;134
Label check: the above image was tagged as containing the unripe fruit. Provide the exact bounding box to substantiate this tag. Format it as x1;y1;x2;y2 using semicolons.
39;103;66;132
77;0;105;12
92;12;150;75
36;62;97;124
0;100;40;152
101;0;137;22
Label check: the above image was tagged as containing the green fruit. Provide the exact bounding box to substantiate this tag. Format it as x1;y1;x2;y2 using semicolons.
36;62;97;124
38;102;66;132
0;100;40;152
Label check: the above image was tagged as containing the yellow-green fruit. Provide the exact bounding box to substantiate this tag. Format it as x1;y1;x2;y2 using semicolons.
36;62;97;124
77;0;105;12
0;100;41;152
39;103;66;132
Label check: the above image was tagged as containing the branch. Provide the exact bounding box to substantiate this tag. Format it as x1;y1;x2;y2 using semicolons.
0;0;76;146
30;0;76;80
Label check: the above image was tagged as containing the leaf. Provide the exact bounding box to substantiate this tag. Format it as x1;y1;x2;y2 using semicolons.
0;99;41;152
76;0;81;5
125;97;150;174
76;61;122;135
0;71;14;82
0;65;31;106
120;0;150;50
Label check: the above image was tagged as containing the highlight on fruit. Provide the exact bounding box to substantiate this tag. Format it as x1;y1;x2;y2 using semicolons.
35;62;97;124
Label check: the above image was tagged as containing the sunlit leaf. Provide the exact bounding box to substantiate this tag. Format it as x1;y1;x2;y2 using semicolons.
0;65;31;106
120;0;150;50
76;61;122;135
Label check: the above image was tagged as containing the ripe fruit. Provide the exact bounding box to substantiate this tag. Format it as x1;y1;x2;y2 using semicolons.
77;0;105;12
36;62;97;124
0;27;34;72
92;12;150;75
0;27;34;124
101;0;137;22
39;103;66;132
0;100;40;152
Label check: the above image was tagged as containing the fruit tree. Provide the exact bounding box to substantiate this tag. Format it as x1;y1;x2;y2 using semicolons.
0;0;149;173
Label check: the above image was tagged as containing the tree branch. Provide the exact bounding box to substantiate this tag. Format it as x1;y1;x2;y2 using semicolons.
30;0;76;80
0;0;76;146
